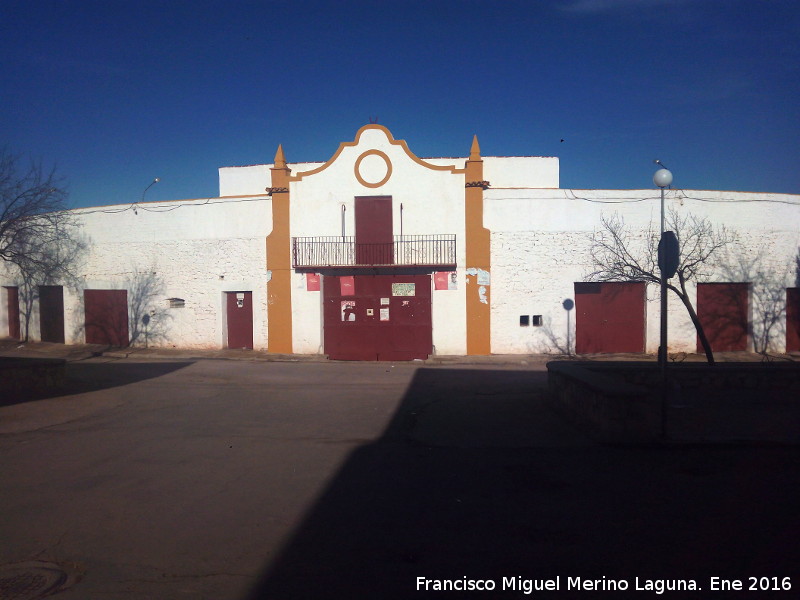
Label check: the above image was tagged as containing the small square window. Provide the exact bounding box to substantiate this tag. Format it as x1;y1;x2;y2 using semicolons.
519;315;530;327
532;315;543;326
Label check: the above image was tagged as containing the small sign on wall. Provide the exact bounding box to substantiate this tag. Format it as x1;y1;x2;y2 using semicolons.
380;308;390;321
392;283;415;296
306;273;320;291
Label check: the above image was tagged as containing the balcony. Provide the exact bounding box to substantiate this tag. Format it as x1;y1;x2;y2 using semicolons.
292;235;456;269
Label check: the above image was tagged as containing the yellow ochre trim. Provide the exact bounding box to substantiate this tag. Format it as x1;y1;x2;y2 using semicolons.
465;134;491;355
354;149;393;188
290;124;466;182
266;144;293;354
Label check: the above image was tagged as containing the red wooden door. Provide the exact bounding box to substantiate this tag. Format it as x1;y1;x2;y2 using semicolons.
84;289;129;346
226;291;253;349
39;285;65;343
787;288;800;353
323;274;431;360
696;283;749;352
6;286;20;339
355;196;393;265
574;282;646;353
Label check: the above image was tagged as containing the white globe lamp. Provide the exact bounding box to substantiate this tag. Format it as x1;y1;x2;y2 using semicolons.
653;168;673;188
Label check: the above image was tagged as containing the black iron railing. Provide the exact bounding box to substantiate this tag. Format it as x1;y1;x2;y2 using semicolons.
292;235;456;268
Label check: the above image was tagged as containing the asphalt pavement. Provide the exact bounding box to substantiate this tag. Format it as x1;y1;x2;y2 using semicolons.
1;344;798;599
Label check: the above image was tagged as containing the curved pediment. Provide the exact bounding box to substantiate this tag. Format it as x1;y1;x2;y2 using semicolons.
289;124;465;182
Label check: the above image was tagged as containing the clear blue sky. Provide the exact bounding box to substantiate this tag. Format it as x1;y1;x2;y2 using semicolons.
2;0;798;208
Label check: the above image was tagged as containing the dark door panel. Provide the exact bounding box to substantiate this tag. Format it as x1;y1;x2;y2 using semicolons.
574;282;646;353
6;286;20;339
84;289;129;346
355;196;393;265
39;285;65;343
697;283;749;352
227;291;254;349
787;288;800;353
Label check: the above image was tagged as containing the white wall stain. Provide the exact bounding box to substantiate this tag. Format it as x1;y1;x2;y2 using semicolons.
466;267;490;286
479;286;488;304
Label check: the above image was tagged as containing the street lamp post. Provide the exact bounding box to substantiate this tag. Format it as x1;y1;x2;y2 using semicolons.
653;164;673;376
142;177;160;203
133;178;160;215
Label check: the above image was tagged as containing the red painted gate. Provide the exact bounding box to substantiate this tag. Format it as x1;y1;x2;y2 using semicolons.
323;274;431;361
84;289;129;346
6;286;20;339
696;283;749;352
39;285;65;343
226;291;253;349
574;282;646;354
787;288;800;353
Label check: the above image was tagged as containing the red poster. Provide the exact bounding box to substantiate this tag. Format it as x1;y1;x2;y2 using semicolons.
340;276;355;296
434;271;456;290
306;273;320;291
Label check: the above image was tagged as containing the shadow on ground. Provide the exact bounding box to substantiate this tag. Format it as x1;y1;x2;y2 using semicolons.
244;368;800;599
1;359;193;407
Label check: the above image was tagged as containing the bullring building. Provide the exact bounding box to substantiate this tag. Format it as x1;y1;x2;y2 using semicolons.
2;125;799;358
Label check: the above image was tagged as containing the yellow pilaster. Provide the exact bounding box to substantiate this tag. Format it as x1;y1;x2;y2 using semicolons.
266;144;293;353
465;135;491;355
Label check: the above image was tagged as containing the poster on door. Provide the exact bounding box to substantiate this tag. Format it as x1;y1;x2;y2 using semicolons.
340;276;355;296
341;300;356;321
434;271;457;290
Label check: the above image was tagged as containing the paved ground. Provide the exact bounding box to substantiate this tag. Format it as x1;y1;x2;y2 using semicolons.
1;346;799;599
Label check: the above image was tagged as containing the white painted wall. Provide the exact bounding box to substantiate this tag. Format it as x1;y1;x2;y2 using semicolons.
219;162;323;197
0;286;11;338
486;188;800;354
484;156;559;189
0;196;272;349
220;156;559;196
3;132;797;358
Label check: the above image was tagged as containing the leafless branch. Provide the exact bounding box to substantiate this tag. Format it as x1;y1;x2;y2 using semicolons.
587;208;737;364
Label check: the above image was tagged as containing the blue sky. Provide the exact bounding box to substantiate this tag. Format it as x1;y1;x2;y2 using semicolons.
2;0;798;208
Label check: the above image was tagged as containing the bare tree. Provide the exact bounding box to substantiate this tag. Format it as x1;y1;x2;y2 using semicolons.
537;317;573;357
1;148;89;340
126;266;172;347
1;148;72;267
718;247;792;356
588;209;736;364
15;225;88;341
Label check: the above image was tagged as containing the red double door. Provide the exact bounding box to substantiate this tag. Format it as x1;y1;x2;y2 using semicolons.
84;289;129;346
323;274;432;361
574;282;646;354
696;283;749;352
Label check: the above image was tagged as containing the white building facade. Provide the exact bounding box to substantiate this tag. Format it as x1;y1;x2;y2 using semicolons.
2;125;799;357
